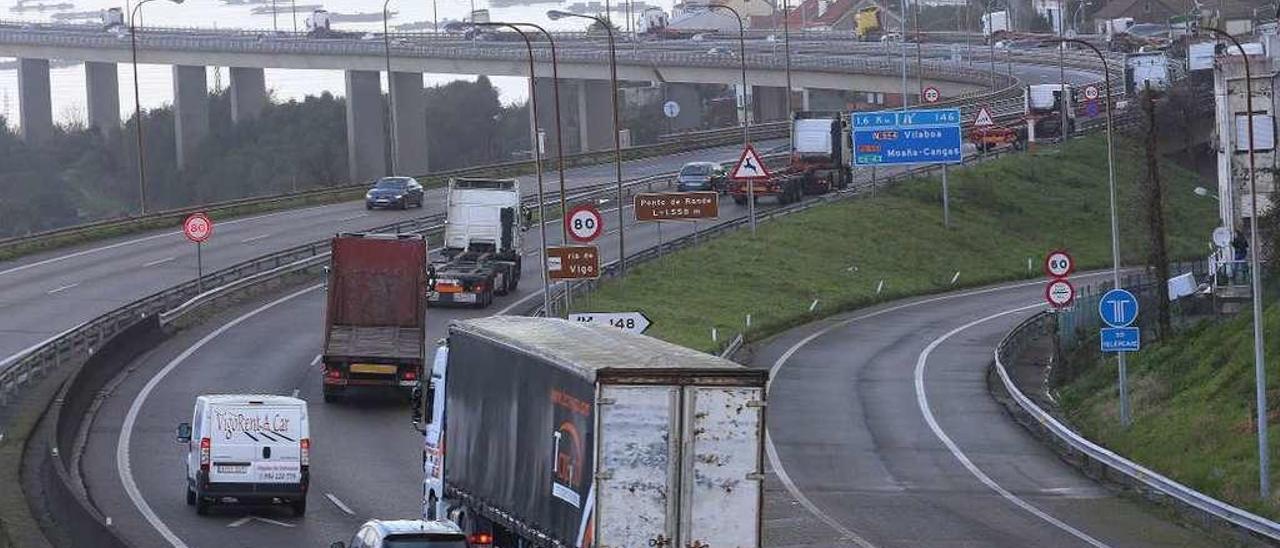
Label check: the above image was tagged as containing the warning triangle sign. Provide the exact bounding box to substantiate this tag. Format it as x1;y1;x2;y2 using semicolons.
731;144;772;181
974;106;996;127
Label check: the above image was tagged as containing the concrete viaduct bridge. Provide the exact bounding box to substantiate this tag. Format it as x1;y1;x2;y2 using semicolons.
0;21;1001;182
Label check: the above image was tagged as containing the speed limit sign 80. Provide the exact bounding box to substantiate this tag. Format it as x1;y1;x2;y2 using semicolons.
566;203;604;243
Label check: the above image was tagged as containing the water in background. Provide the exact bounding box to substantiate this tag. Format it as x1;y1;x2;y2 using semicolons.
0;0;669;126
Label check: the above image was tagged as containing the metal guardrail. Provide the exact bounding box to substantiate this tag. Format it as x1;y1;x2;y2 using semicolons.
993;313;1280;543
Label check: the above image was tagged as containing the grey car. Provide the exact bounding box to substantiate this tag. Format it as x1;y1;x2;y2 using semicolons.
677;161;727;193
366;177;425;210
332;519;472;548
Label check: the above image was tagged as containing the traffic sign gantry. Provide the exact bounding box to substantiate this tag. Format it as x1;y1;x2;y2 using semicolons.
566;203;604;243
183;212;213;243
730;145;772;181
546;245;600;280
568;311;653;334
1044;250;1075;278
1045;279;1075;308
634;192;719;221
922;86;941;104
1099;288;1139;328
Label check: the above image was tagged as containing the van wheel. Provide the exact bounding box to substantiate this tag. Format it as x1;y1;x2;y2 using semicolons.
196;497;210;516
186;487;195;506
323;387;343;403
291;498;307;517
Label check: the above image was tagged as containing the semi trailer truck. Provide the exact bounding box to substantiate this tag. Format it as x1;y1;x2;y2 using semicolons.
730;111;852;204
321;233;428;403
426;178;524;308
414;317;768;547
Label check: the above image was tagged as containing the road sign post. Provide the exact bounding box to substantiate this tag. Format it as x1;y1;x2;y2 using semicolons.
566;203;604;243
183;213;213;293
731;145;771;236
1099;288;1139;425
567;311;653;334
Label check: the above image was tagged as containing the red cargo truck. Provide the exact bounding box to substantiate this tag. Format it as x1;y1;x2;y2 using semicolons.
322;233;427;403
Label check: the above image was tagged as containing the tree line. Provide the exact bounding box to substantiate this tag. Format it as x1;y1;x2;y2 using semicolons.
0;75;531;238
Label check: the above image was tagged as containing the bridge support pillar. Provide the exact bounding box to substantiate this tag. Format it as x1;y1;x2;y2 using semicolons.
530;77;579;158
664;83;703;132
173;65;209;169
391;71;428;176
85;62;119;132
752;86;788;122
345;70;387;183
17;58;52;143
797;88;810;111
577;79;615;152
229;67;267;123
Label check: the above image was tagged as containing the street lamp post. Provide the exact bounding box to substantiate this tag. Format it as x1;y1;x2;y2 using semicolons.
1044;36;1126;426
783;0;793;151
129;0;184;216
547;10;627;274
449;21;552;315
900;0;909;105
695;3;755;234
383;0;399;175
1202;26;1270;501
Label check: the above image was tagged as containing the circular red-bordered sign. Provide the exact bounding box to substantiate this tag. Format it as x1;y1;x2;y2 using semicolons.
922;86;941;104
1083;85;1100;100
1045;279;1076;308
1043;249;1075;278
565;203;604;243
183;213;213;243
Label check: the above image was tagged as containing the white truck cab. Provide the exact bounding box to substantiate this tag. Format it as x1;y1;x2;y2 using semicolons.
176;395;310;516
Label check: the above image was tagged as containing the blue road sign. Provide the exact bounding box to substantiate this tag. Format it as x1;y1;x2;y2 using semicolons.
1084;100;1099;118
852;108;963;166
1100;327;1141;352
1098;288;1139;328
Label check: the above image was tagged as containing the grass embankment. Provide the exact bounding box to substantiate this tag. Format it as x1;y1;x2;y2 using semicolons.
574;135;1216;353
1060;304;1280;519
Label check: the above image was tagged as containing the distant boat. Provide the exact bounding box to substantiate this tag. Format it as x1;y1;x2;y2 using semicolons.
51;9;103;20
249;3;321;14
10;2;75;13
392;19;460;31
329;11;396;23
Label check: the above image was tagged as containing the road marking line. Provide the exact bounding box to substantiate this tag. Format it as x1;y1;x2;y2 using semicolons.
325;493;356;515
226;517;252;528
310;354;322;367
338;213;368;222
766;271;1115;543
46;283;79;295
117;283;323;548
913;303;1110;548
253;516;296;528
143;256;175;267
240;233;271;244
0;203;341;279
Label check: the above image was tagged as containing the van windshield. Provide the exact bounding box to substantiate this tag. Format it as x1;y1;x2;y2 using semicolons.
384;537;467;548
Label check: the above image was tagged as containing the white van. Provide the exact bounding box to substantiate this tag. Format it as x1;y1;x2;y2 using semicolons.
176;395;310;516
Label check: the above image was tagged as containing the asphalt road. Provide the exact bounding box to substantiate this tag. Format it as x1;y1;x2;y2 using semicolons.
81;195;745;547
0;140;772;364
754;275;1215;547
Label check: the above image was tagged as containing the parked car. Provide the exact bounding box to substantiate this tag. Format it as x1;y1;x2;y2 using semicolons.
331;519;475;548
366;177;425;210
677;161;727;192
177;395;310;516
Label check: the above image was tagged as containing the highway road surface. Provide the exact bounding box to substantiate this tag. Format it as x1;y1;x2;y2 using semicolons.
0;139;776;364
79;191;749;547
756;275;1215;547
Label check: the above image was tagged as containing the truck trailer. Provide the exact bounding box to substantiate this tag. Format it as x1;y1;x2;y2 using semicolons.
729;111;852;205
416;317;768;548
427;178;523;309
322;233;428;403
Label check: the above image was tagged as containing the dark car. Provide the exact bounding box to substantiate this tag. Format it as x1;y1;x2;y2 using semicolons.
677;161;727;193
331;519;474;548
366;177;425;210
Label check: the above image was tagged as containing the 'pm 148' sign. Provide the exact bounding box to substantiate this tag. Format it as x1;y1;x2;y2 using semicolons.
852;108;963;166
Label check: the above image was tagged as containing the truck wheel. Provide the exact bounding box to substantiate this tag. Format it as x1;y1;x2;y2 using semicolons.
323;387;343;403
186;486;195;506
495;268;510;296
291;498;307;517
196;497;211;516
